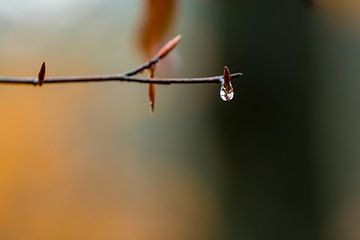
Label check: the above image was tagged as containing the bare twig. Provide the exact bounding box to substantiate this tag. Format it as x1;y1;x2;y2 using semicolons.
0;35;243;86
0;73;243;85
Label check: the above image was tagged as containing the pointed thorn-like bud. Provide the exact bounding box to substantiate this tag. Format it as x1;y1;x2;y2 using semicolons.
38;62;46;86
220;66;234;102
223;66;231;85
155;35;182;60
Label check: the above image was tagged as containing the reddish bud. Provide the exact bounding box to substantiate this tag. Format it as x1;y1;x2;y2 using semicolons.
155;35;182;60
223;66;231;85
38;62;46;86
148;66;156;113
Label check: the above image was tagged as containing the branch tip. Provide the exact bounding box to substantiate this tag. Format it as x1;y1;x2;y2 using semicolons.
155;34;182;60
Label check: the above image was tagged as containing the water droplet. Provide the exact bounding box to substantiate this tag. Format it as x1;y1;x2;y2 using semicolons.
220;82;234;102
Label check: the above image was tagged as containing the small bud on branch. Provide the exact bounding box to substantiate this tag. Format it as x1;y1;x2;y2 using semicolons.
37;62;46;86
220;66;234;101
154;35;181;60
148;65;156;113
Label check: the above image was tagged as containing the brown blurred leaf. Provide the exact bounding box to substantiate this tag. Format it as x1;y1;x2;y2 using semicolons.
314;0;360;22
138;0;177;58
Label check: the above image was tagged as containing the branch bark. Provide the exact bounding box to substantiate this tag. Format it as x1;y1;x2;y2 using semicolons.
0;35;243;87
0;73;243;85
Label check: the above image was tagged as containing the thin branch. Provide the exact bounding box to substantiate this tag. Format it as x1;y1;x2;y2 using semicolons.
0;35;243;86
0;73;243;85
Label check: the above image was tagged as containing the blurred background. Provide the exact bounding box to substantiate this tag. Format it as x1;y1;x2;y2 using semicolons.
0;0;359;239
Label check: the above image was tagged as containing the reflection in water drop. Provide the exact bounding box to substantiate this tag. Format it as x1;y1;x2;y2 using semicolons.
220;82;234;102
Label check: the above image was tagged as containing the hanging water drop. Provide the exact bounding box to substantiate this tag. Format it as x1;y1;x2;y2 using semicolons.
220;82;234;101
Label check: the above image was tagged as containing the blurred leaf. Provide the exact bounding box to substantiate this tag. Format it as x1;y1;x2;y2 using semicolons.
138;0;177;57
